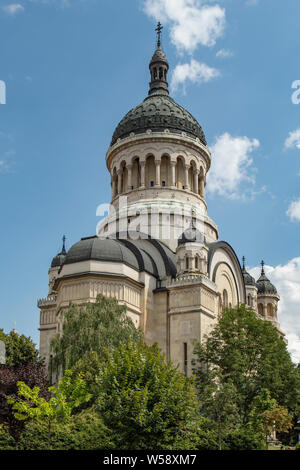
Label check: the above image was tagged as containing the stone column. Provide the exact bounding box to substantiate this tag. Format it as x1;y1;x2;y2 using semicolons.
200;177;205;198
127;164;133;191
194;170;199;195
117;169;122;194
140;161;146;189
184;164;190;190
170;161;176;188
112;178;116;199
263;303;267;319
155;160;161;187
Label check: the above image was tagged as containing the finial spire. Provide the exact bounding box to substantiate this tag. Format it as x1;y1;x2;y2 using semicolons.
261;260;265;275
155;21;163;48
61;235;66;255
149;23;169;96
242;256;246;270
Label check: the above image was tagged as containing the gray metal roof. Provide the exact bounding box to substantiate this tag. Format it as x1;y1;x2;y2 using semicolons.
64;236;139;271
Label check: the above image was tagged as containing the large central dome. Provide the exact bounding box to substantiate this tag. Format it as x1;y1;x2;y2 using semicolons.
111;93;207;146
110;30;206;147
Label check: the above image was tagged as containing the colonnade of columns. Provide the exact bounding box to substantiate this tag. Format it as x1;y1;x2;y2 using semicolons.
111;156;206;199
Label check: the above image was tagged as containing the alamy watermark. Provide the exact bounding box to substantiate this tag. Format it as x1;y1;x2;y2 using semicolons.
96;196;206;243
0;80;6;104
291;80;300;104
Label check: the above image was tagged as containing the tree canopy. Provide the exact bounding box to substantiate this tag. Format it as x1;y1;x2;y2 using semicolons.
96;341;205;450
50;294;142;377
193;305;300;423
0;329;41;368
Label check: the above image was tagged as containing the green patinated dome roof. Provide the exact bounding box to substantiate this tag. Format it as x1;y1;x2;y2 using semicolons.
111;93;207;147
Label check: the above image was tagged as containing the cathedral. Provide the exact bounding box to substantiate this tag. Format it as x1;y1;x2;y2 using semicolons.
38;26;285;376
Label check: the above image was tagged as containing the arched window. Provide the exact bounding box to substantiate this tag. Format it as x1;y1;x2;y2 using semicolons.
186;258;189;270
267;304;273;318
258;303;264;316
195;257;198;270
223;289;228;309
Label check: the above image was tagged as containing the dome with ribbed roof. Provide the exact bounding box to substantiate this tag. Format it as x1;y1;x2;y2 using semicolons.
111;94;207;147
241;257;256;287
178;219;206;246
51;236;67;268
256;261;277;295
64;236;140;271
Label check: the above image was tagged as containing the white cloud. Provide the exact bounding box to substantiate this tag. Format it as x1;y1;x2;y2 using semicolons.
284;128;300;150
249;259;300;364
143;0;226;53
207;132;260;199
171;59;220;93
2;3;24;15
287;199;300;222
216;48;233;59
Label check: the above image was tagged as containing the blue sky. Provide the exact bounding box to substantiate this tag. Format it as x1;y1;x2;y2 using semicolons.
1;0;300;361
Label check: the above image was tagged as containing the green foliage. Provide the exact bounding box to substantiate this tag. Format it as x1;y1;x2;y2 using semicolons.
50;295;142;378
198;371;241;449
8;370;92;449
96;341;202;450
193;305;300;423
17;407;115;450
0;329;41;368
0;425;16;450
224;428;265;450
0;362;49;443
249;389;292;447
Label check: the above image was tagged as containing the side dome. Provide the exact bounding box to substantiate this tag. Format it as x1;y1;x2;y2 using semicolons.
64;236;139;271
178;219;206;246
256;261;277;295
51;236;67;268
111;94;207;147
241;257;256;286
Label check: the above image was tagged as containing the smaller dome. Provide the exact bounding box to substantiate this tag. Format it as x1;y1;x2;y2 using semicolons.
256;274;277;295
241;257;256;286
51;253;66;268
51;236;67;268
178;220;206;246
256;261;277;295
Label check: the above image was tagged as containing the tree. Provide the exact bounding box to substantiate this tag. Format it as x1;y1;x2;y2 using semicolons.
0;329;42;368
198;371;240;450
193;305;300;423
249;389;292;448
50;295;142;378
0;362;49;443
8;370;91;449
96;341;203;450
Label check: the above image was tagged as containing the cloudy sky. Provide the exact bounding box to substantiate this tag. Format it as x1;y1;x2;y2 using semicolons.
0;0;300;362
